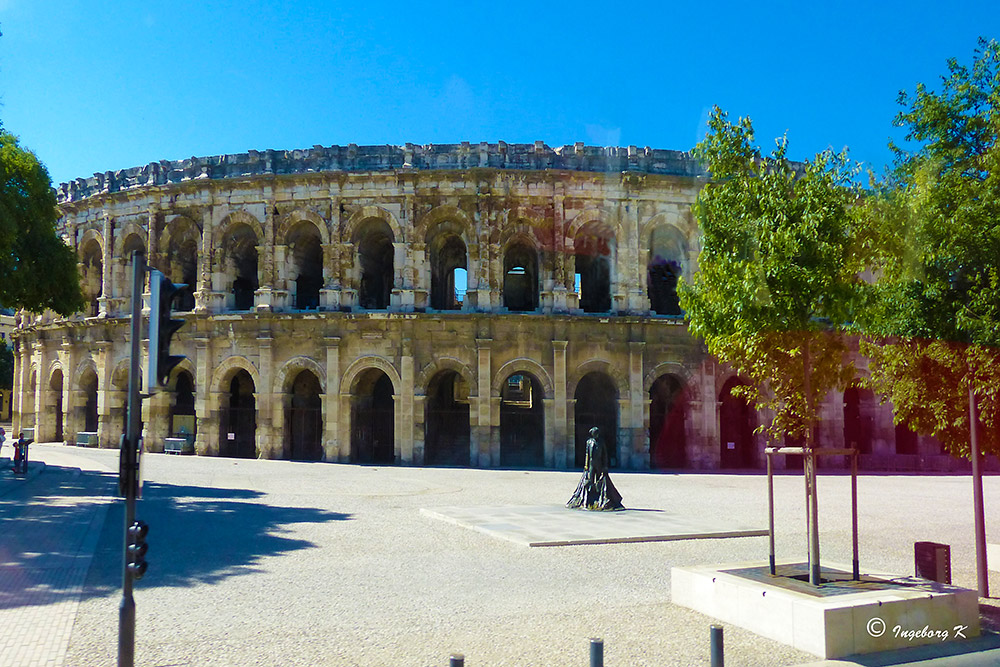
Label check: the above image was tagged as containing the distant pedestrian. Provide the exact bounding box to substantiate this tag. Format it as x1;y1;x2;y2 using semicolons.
0;427;5;457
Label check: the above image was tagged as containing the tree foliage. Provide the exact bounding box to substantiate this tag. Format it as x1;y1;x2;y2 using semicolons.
861;38;1000;457
0;340;12;390
680;107;862;444
0;123;84;316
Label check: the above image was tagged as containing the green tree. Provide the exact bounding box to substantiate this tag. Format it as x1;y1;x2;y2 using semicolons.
0;123;84;316
861;37;1000;458
680;106;863;585
0;340;12;390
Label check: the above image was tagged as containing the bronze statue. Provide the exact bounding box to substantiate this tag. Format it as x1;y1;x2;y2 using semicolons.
567;427;624;511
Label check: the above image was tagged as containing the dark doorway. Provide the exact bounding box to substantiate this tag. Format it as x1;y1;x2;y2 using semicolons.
351;369;394;463
287;370;323;460
289;223;323;310
357;221;394;310
51;370;64;442
425;370;471;466
648;226;685;316
226;225;259;311
171;372;196;440
574;372;618;468
843;386;874;454
720;377;755;468
430;234;467;310
81;371;98;433
574;230;612;313
220;370;256;458
503;243;538;312
649;374;687;469
500;373;544;467
895;422;918;455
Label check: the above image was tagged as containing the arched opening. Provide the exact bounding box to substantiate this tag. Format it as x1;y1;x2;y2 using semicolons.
843;386;874;454
50;369;64;442
222;224;259;311
80;370;99;433
351;369;394;463
288;222;324;310
165;225;198;312
79;239;103;317
356;220;394;310
430;233;468;311
118;235;146;308
500;372;544;467
503;242;538;312
220;370;256;458
574;225;613;313
170;371;196;441
720;377;755;468
895;421;918;456
286;370;323;461
424;370;470;466
649;374;688;469
574;372;618;468
647;226;685;316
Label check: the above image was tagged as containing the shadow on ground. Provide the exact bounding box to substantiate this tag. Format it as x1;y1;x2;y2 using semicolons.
0;464;351;609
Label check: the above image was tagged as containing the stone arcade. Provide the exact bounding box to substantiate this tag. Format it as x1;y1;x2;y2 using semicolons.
8;142;952;470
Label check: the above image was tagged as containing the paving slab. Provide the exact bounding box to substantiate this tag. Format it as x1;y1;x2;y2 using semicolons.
421;504;769;546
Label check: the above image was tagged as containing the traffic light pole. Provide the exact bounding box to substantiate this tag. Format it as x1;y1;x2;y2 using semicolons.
119;251;145;667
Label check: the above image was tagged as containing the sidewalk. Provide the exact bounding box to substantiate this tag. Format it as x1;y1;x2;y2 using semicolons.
0;451;115;667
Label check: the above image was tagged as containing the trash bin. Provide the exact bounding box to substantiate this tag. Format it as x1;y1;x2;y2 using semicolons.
915;541;951;584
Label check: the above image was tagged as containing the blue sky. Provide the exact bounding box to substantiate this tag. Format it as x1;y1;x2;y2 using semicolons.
0;1;997;186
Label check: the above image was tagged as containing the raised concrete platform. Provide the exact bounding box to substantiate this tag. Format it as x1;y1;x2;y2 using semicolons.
420;505;767;547
672;560;981;659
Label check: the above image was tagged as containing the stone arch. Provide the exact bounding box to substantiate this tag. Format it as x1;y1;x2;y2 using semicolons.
164;214;203;248
566;207;621;243
274;356;327;394
211;356;261;394
46;360;65;386
74;357;99;384
278;209;330;246
417;204;473;242
495;219;541;249
491;358;553;398
645;362;696;395
640;210;697;248
113;222;148;257
166;357;197;388
110;358;131;390
214;210;264;248
567;359;629;400
344;205;402;244
341;356;401;396
77;228;105;257
415;357;478;398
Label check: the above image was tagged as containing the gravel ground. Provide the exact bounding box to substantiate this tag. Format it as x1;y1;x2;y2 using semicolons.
27;444;999;667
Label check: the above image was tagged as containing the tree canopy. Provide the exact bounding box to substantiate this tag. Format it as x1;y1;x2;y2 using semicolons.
861;37;1000;457
679;106;862;444
0;123;84;316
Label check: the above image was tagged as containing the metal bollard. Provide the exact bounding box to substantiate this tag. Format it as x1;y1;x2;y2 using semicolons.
449;653;464;667
590;637;603;667
710;624;724;667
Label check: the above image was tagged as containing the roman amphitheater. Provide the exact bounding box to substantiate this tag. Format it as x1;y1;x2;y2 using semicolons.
7;142;963;471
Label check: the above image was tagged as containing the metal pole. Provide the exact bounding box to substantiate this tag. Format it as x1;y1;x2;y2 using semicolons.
807;448;821;586
589;637;603;667
710;625;724;667
767;451;776;575
851;449;859;581
969;386;990;597
119;251;145;667
449;654;464;667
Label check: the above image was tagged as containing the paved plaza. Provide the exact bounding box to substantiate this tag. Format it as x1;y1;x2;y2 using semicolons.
0;441;998;666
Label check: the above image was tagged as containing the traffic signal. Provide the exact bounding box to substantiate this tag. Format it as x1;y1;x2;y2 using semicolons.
126;520;149;580
148;269;186;389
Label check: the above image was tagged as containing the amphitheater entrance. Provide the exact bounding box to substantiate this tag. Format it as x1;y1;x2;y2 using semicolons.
351;369;394;464
574;372;618;468
50;369;64;442
289;222;323;310
220;370;256;458
80;370;99;433
647;226;685;316
223;225;259;311
719;377;755;468
500;373;544;467
503;243;538;312
286;370;323;461
429;233;467;311
170;371;196;440
424;370;470;466
649;374;687;469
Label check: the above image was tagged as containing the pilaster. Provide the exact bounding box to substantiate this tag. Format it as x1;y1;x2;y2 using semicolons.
552;340;568;468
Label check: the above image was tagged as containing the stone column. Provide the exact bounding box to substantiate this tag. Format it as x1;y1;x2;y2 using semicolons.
552;195;569;313
324;336;341;461
552;340;568;468
255;202;276;311
473;338;492;467
194;337;212;455
99;213;113;316
543;397;556;468
33;341;47;440
61;338;77;443
257;329;277;458
399;341;416;463
320;243;341;310
94;341;113;447
628;341;646;468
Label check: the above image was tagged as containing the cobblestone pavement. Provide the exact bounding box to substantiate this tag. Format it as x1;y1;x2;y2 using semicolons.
4;444;1000;666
